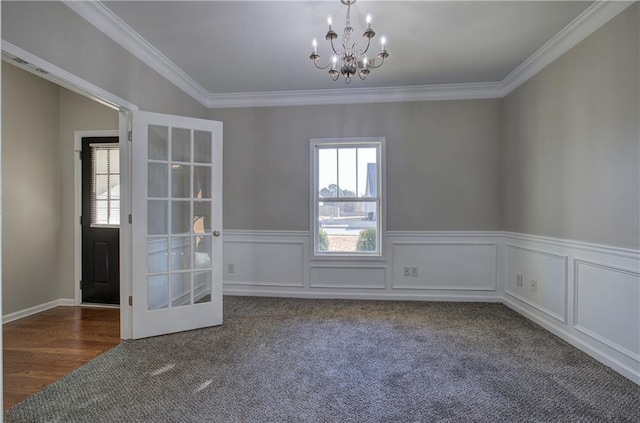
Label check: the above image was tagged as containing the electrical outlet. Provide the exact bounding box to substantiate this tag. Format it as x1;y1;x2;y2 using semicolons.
411;267;418;277
228;263;235;274
516;274;523;287
530;279;537;292
404;267;411;277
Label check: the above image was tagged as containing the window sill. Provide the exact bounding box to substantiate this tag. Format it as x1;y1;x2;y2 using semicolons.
311;253;386;263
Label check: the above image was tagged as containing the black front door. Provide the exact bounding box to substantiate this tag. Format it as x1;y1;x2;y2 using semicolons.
81;137;120;304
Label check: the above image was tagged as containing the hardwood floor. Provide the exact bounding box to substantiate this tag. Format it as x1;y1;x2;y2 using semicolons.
3;307;120;409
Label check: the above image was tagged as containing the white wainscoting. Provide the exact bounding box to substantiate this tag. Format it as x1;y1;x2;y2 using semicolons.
574;260;640;363
504;244;568;323
391;241;497;291
223;230;502;301
223;231;309;288
309;264;386;289
502;232;640;384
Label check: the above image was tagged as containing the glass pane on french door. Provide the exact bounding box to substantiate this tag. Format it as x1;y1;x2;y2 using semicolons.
146;125;213;310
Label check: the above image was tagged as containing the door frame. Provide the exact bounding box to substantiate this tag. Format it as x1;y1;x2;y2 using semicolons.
73;130;120;307
74;124;134;341
119;112;134;340
76;117;135;341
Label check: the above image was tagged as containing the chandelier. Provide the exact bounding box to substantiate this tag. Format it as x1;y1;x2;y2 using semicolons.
309;0;389;83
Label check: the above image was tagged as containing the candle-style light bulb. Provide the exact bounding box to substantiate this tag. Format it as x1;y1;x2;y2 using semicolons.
332;55;338;69
381;36;387;50
363;57;368;68
366;14;371;28
328;16;332;29
312;38;317;53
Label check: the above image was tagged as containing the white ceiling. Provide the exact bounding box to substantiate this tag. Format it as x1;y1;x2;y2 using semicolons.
101;1;592;95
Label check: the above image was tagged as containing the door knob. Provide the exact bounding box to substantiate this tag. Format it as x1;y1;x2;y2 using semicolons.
213;230;220;237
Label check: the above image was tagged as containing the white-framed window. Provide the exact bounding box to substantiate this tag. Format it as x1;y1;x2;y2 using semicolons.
311;138;385;257
91;143;120;227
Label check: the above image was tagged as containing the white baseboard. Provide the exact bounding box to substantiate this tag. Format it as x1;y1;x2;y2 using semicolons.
503;297;640;385
224;288;502;303
2;298;75;324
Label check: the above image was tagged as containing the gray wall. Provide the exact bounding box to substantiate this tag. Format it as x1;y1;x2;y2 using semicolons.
502;4;639;249
2;63;62;314
2;1;208;118
211;100;503;231
58;89;119;299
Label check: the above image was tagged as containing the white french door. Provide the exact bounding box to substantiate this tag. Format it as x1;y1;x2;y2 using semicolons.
131;111;223;339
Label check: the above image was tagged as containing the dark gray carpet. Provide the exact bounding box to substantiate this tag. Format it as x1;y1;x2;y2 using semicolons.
5;296;640;422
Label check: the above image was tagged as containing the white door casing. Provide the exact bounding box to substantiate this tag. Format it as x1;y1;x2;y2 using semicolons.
131;111;223;339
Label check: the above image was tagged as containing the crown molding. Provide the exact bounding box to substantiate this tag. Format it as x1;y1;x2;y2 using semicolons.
501;0;635;96
1;40;139;111
62;0;210;107
206;82;504;108
62;0;633;108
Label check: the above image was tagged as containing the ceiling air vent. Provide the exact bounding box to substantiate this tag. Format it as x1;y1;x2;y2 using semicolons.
13;57;29;65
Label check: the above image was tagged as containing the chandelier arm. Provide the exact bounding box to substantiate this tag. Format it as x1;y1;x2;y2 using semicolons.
312;58;333;70
369;55;386;69
360;36;372;56
329;38;340;56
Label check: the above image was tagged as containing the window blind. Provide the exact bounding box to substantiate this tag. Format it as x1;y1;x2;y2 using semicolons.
90;143;120;226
